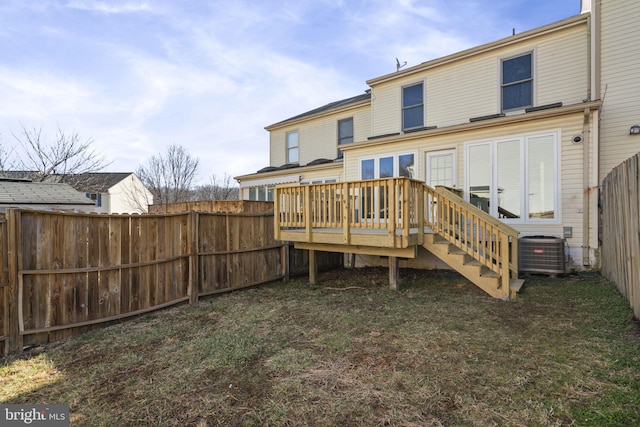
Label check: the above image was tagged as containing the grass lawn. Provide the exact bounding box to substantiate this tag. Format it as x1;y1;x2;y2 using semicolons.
2;267;640;426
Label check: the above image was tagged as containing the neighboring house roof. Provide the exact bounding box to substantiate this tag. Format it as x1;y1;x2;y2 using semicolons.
266;91;371;129
0;180;96;205
57;172;135;193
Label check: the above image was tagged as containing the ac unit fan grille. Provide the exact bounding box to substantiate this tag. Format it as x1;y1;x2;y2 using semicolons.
518;236;565;275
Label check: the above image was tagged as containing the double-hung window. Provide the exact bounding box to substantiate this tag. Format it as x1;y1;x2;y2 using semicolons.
286;131;299;163
402;82;424;131
501;52;533;112
337;118;354;158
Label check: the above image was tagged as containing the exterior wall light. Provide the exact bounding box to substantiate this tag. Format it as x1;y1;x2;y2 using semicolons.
630;125;640;135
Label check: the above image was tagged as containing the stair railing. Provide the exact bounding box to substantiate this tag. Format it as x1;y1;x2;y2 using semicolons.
422;184;519;290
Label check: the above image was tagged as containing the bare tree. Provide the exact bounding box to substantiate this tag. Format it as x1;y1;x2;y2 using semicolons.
12;126;108;182
136;144;200;205
194;173;239;201
0;134;17;173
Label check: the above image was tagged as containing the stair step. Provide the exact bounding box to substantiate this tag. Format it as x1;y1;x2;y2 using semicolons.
480;267;500;278
449;247;466;255
509;279;525;292
464;258;482;267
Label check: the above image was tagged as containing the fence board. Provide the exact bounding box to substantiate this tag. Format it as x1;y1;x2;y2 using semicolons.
602;152;640;318
0;207;341;353
0;214;7;356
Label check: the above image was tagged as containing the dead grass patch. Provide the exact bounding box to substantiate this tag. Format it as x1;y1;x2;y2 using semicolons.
2;267;640;426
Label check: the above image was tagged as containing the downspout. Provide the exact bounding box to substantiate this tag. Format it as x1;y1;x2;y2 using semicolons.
582;108;591;266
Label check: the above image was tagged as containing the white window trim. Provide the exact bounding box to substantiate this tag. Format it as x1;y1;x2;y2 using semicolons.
426;149;457;188
464;130;560;224
359;151;418;179
400;80;426;132
286;130;299;164
300;177;339;185
498;49;537;115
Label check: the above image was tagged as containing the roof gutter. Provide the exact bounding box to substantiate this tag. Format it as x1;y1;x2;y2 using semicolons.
339;101;603;152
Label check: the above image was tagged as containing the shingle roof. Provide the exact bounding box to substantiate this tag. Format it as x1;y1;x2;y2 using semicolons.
0;181;96;205
267;91;371;128
57;172;134;192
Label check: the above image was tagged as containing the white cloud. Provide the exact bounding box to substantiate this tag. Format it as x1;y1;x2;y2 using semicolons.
0;0;581;182
65;0;152;14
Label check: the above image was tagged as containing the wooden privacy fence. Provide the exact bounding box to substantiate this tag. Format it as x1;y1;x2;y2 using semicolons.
0;209;341;355
601;152;640;318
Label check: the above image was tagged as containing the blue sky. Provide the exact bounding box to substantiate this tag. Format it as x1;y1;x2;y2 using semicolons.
0;0;581;183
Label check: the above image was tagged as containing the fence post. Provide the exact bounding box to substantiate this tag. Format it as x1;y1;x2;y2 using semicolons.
188;211;199;305
7;209;22;352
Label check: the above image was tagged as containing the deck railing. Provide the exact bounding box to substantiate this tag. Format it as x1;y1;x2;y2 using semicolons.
274;178;423;248
423;185;519;290
274;178;519;288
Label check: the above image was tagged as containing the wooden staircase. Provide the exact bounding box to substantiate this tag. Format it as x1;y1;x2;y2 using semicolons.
424;233;524;300
273;178;524;300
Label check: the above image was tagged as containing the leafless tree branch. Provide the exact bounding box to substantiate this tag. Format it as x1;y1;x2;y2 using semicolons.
137;144;200;205
11;126;109;182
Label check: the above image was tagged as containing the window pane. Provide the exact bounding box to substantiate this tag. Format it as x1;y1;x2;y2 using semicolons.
497;140;521;218
258;187;266;201
379;157;394;178
287;131;298;148
361;159;374;180
249;188;257;200
267;187;274;202
403;83;423;107
468;144;491;213
503;81;532;110
338;118;353;145
288;147;299;163
527;135;555;219
287;131;299;163
503;54;531;84
403;105;424;129
399;154;414;178
428;152;453;187
403;83;424;130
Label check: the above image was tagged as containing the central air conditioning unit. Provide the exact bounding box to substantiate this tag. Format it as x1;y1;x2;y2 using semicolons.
518;236;566;276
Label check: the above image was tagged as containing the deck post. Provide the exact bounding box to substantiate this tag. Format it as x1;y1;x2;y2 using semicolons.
389;256;399;291
308;249;318;285
282;242;290;281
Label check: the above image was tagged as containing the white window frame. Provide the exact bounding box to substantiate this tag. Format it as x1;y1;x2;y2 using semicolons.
286;130;299;164
401;80;425;132
499;50;536;114
358;152;417;180
464;130;560;224
426;149;456;188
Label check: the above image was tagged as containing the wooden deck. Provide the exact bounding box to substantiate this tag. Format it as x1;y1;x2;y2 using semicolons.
274;178;522;299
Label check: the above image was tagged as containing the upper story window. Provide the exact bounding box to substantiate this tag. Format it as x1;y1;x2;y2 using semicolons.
286;131;299;163
337;118;354;158
402;82;424;131
501;53;533;112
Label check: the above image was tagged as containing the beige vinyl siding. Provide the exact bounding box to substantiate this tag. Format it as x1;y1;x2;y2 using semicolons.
269;104;370;167
298;164;344;183
344;112;595;268
370;23;588;137
599;0;640;180
535;26;589;106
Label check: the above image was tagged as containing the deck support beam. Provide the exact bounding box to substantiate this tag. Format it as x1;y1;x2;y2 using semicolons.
389;256;399;291
309;249;318;285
